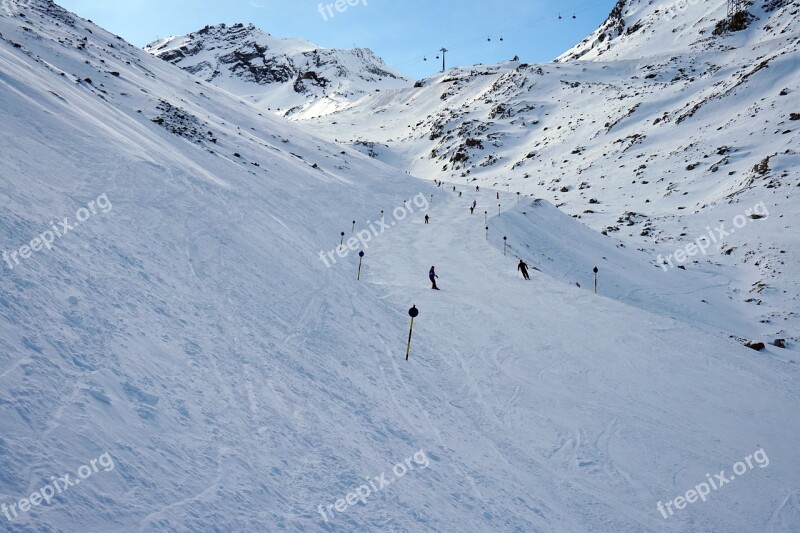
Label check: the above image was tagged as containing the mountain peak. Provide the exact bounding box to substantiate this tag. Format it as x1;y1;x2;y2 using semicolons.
145;23;410;118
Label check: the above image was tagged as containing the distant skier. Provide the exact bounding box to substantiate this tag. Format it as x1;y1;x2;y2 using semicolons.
472;200;477;209
517;259;530;280
424;214;430;224
469;206;475;215
496;192;500;200
458;191;462;197
476;185;480;192
429;266;439;290
453;186;456;192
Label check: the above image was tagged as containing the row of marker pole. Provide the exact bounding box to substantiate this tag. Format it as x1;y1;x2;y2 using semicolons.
340;189;601;360
407;268;598;360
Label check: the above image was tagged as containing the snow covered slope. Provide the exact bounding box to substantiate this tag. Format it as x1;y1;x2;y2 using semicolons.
557;0;799;61
1;1;799;532
295;0;799;347
145;23;411;119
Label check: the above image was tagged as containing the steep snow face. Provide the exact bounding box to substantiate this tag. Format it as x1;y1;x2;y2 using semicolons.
557;0;799;61
145;23;411;118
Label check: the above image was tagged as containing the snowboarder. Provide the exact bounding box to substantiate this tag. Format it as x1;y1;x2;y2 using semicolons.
518;259;530;280
424;214;430;224
429;266;439;290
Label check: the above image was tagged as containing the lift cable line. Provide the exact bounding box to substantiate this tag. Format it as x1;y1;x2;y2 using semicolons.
395;0;611;72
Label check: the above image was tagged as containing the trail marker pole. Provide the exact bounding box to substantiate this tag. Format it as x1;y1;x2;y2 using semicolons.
498;203;501;215
485;226;489;240
406;305;419;360
593;266;598;294
351;220;356;233
357;251;364;280
340;232;345;246
503;236;507;256
484;210;487;224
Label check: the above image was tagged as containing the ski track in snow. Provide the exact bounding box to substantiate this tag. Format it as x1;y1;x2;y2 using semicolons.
0;2;798;531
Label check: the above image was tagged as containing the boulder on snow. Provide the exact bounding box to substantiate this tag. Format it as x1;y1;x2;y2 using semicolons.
773;339;786;349
745;341;766;351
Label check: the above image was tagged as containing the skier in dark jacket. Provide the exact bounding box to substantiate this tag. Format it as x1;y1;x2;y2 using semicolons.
424;214;430;224
518;259;530;280
429;266;439;290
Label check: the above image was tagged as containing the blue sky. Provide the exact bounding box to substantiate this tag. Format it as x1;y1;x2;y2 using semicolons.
57;0;615;79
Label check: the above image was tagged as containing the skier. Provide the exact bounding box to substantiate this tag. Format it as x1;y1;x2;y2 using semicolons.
429;266;439;290
517;259;530;280
476;185;480;192
496;192;499;200
469;206;475;215
424;214;430;224
472;200;477;209
453;186;456;192
458;191;462;197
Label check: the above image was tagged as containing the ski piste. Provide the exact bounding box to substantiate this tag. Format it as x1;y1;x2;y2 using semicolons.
0;1;798;531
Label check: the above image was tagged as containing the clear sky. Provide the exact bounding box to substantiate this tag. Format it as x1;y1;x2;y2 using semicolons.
56;0;616;79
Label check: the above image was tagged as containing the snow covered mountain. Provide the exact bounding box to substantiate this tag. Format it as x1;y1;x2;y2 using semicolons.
145;23;411;118
1;1;799;531
557;0;799;61
294;0;800;346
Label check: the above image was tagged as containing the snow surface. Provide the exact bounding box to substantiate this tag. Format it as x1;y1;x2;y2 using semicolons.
1;1;799;532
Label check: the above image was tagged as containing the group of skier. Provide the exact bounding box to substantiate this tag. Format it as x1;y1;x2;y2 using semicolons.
423;184;531;290
429;261;528;288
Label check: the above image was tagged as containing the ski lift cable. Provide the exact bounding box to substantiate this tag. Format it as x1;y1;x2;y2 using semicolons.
396;0;610;71
443;0;607;51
